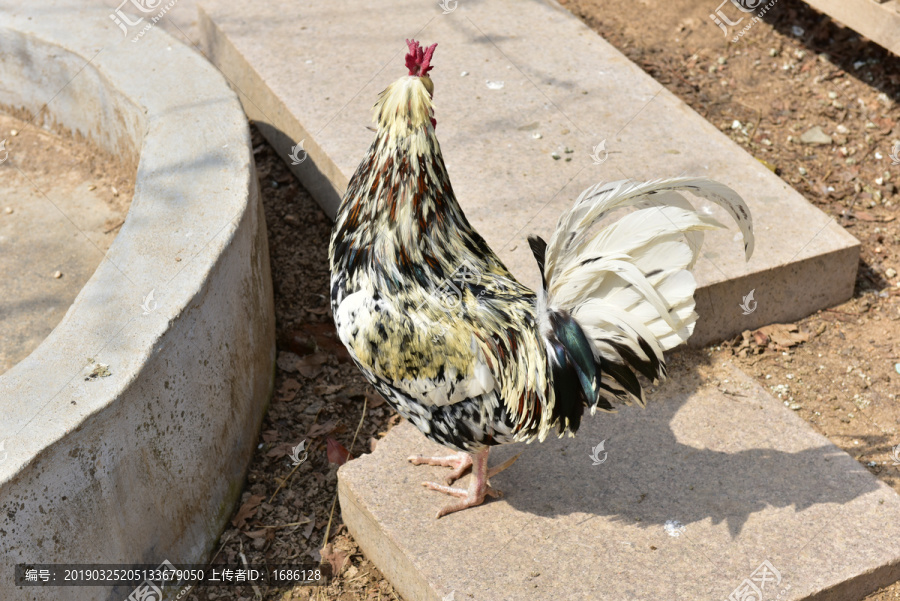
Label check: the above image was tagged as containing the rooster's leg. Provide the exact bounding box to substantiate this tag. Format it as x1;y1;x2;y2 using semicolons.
419;448;501;518
407;451;473;485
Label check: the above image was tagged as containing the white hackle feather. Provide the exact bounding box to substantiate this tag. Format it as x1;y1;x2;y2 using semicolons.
542;177;754;408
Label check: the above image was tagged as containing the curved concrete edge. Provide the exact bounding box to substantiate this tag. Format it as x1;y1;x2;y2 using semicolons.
0;8;274;599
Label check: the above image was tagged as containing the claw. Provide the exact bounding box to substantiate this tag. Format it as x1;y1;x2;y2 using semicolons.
409;448;506;518
408;452;473;485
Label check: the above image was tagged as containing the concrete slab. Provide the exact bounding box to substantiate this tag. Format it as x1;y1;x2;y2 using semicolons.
339;365;900;601
0;5;274;600
802;0;900;56
198;0;860;346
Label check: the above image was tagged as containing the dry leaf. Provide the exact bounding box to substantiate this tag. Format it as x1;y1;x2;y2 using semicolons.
261;429;280;443
277;379;301;402
752;330;769;346
276;352;300;373
266;442;296;459
302;514;316;540
298;323;352;363
308;420;337;438
327;438;352;465
320;543;348;576
244;529;268;539
314;383;345;396
297;353;328;378
280;330;316;356
231;494;265;529
365;391;386;408
758;323;808;349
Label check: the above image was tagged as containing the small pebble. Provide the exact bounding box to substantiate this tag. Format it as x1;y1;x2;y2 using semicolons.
828;91;838;100
4;207;12;214
9;129;17;136
531;132;542;139
551;152;561;160
111;186;119;197
731;120;742;130
88;184;97;191
53;270;62;279
886;268;897;279
769;48;778;57
791;25;804;37
836;124;849;135
460;71;469;77
485;80;504;90
798;167;807;176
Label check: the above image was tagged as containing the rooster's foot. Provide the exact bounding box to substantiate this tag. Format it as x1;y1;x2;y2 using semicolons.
408;452;472;485
421;481;502;518
413;448;508;518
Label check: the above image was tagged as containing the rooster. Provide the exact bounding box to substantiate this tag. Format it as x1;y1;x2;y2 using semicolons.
329;40;754;517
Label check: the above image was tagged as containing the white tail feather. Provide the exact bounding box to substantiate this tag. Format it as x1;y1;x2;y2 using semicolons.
541;177;754;405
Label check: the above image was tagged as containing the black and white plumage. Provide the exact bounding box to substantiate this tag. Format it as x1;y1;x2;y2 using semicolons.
328;40;754;517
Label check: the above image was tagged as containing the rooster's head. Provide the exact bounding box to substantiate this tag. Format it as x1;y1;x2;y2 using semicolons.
374;39;438;138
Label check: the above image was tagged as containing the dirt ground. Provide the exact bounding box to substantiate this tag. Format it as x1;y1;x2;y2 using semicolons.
181;1;899;600
0;112;134;372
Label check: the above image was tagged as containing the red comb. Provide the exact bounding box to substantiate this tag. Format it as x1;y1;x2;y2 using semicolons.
405;39;437;76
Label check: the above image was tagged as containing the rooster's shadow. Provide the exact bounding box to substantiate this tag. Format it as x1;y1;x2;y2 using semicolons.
487;352;882;538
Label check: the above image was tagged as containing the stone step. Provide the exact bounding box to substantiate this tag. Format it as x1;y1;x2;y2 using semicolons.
339;365;900;601
802;0;900;56
197;0;859;346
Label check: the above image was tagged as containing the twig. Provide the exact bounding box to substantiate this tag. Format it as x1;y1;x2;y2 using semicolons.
238;542;263;600
321;396;368;550
262;519;311;530
487;453;521;478
209;530;233;564
103;219;124;234
268;457;306;504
